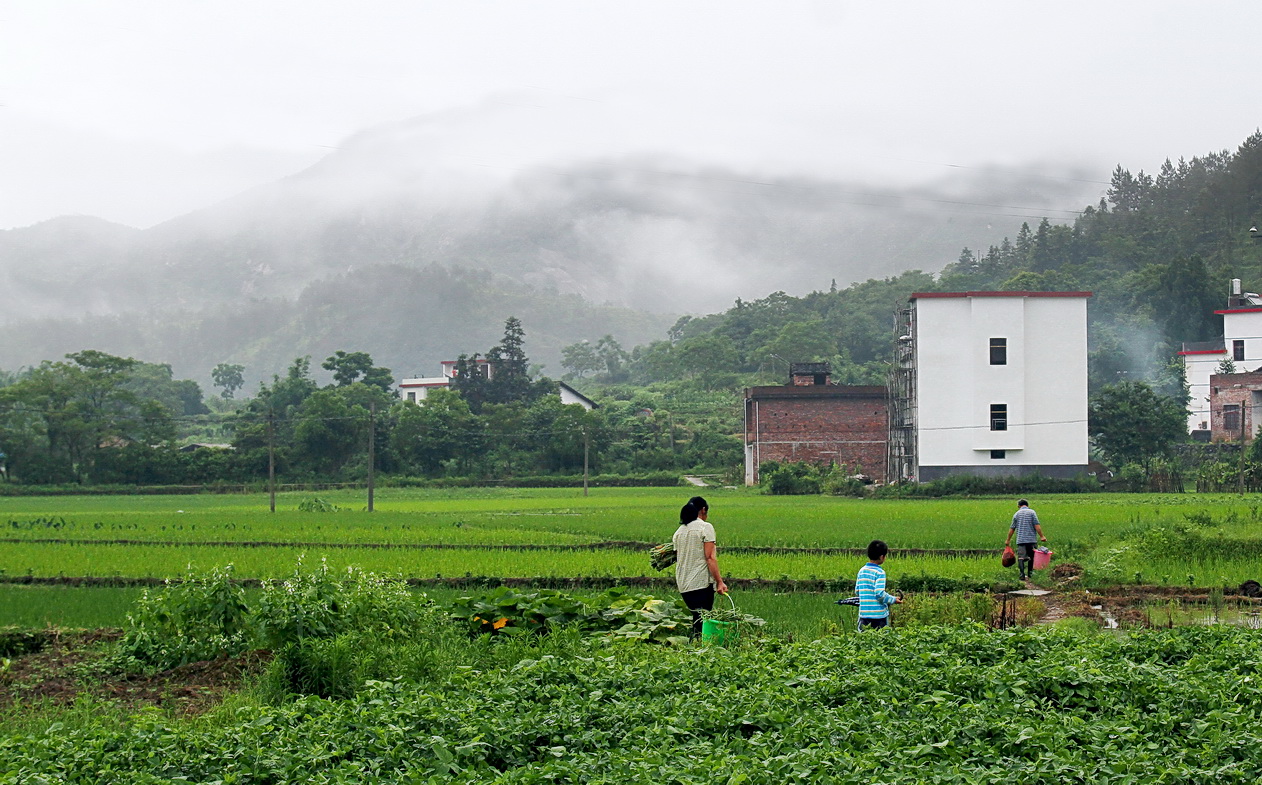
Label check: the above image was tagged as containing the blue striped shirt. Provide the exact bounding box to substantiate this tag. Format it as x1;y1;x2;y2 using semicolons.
856;562;897;619
1011;507;1040;544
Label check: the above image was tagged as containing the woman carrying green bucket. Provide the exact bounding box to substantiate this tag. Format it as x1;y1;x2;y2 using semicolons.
672;496;728;638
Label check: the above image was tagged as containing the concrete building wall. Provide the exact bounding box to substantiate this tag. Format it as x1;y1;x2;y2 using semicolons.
1184;350;1227;432
912;292;1089;479
744;386;887;484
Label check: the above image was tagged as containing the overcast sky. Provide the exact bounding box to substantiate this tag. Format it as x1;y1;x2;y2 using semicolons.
2;0;1260;231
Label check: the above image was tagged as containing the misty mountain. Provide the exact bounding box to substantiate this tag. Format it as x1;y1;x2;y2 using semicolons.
0;263;673;393
0;112;1103;383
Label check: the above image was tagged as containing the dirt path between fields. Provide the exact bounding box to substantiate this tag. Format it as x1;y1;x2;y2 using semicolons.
1032;586;1069;625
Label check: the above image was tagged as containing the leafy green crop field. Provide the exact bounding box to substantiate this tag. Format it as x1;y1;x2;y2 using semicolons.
8;625;1262;783
7;489;1262;782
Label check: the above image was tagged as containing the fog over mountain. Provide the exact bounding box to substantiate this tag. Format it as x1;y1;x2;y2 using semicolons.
0;112;1103;385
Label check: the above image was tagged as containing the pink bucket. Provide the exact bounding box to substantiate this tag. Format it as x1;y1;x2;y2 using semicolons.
1032;548;1053;570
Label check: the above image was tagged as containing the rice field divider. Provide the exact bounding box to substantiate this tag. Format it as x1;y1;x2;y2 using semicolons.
0;574;982;593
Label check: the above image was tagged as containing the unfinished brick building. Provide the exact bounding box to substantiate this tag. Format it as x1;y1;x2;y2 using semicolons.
743;363;888;485
1209;370;1262;442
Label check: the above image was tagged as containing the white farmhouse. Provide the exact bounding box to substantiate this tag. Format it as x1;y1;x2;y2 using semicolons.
397;359;490;403
890;291;1091;482
1179;279;1262;433
397;359;597;410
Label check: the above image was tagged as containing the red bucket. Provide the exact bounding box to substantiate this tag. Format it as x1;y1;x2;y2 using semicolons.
1032;547;1053;570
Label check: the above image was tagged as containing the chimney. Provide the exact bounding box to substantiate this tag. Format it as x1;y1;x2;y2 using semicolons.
1230;279;1246;308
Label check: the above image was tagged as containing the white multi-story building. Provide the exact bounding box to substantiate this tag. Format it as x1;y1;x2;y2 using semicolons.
397;360;485;403
1179;279;1262;433
890;291;1091;482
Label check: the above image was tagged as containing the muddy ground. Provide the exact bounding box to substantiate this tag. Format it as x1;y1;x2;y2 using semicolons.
1;629;270;716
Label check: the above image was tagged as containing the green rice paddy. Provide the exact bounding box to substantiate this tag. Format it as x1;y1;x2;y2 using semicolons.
5;487;1262;628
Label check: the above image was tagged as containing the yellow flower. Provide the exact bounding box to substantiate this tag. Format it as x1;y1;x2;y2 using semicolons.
493;618;509;630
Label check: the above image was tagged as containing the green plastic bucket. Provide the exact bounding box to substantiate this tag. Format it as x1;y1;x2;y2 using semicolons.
701;618;738;646
700;594;739;645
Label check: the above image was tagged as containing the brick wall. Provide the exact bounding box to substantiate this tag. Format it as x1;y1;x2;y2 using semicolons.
1209;371;1262;443
745;386;888;481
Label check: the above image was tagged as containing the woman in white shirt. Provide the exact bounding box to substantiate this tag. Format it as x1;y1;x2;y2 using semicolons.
672;495;728;638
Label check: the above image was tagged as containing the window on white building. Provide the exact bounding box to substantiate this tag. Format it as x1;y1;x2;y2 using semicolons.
990;450;1006;459
1235;340;1246;361
989;338;1007;365
990;404;1007;431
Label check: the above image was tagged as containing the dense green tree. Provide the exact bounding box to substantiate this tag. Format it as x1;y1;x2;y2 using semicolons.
1088;380;1187;470
323;351;374;386
319;350;395;394
561;341;603;378
758;319;836;366
0;350;189;482
449;353;492;413
125;362;209;417
359;367;391;394
486;317;534;404
1149;255;1220;343
255;357;319;415
211;363;246;398
390;388;480;474
594;336;630;380
292;387;368;475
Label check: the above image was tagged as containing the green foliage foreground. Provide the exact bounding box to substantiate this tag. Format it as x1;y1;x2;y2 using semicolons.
7;625;1262;783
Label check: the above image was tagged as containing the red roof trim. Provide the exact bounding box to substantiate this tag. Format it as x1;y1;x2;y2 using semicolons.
910;291;1092;299
1178;349;1227;356
1214;308;1262;315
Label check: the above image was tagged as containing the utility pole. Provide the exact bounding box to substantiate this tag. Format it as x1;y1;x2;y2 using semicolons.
1239;400;1249;495
367;402;376;512
267;409;276;513
582;423;590;497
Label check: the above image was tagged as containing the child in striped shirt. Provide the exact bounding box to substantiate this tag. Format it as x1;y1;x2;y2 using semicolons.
855;540;901;630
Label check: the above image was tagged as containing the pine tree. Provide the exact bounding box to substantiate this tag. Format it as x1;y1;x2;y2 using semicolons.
486;317;533;404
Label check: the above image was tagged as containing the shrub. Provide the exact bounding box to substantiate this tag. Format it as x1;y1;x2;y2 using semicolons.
252;559;427;649
821;468;867;497
117;565;251;669
296;496;341;512
254;560;453;698
761;461;823;495
874;473;1099;498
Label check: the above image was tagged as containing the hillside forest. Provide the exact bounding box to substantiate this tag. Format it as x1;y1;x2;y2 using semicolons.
1;132;1261;487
